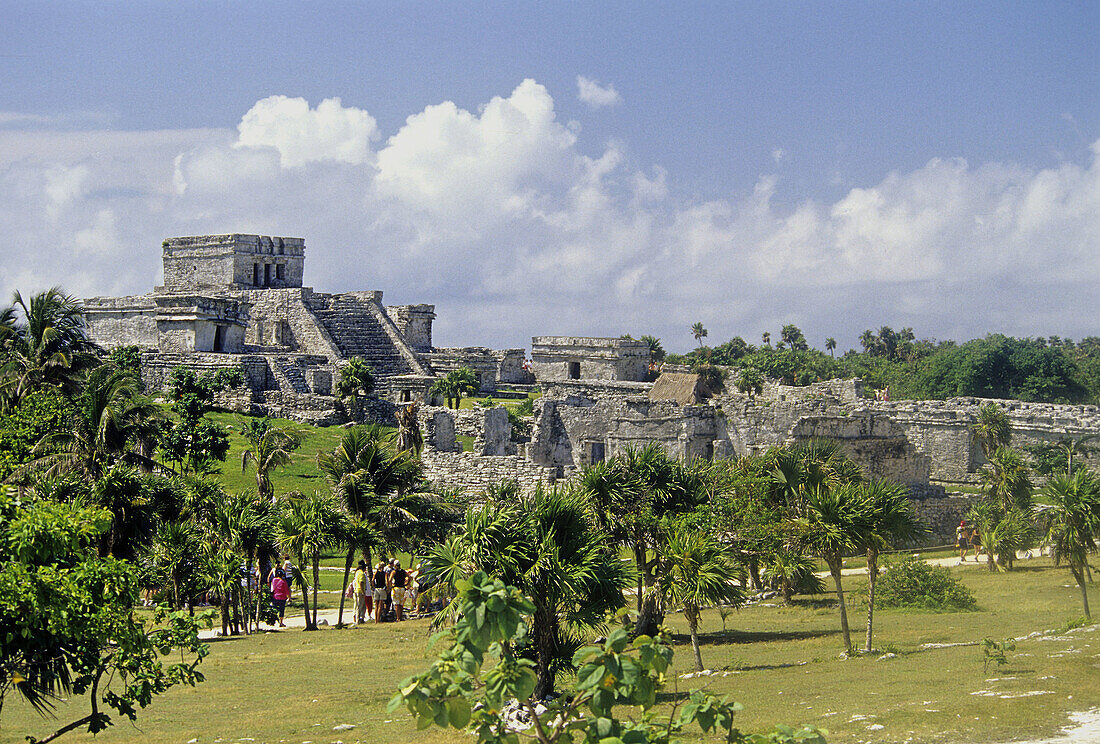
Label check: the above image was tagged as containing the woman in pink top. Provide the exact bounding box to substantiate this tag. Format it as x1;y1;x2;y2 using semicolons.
270;570;290;628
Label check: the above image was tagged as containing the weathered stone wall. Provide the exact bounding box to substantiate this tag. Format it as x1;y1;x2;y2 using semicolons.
865;397;1100;487
141;352;270;394
240;288;341;357
421;450;557;495
83;295;158;349
786;411;932;487
531;336;650;382
386;304;435;352
162;234;305;291
909;492;974;544
531;380;720;468
424;348;531;391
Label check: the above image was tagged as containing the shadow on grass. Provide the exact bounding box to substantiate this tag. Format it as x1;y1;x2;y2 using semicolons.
672;628;840;646
655;690;691;704
205;635;247;644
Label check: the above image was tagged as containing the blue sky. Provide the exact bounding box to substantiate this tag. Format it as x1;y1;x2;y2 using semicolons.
1;2;1097;352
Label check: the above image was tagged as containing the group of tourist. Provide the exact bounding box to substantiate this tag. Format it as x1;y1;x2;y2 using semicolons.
255;555;425;628
956;519;983;563
347;558;421;623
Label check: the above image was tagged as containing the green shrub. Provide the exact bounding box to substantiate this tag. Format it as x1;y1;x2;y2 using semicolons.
876;556;977;611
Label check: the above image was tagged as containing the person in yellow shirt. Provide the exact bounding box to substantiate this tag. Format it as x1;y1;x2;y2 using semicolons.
353;560;368;624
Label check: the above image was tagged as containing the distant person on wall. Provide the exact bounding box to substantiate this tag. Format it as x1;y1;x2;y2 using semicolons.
270;569;290;628
391;559;408;621
372;562;387;622
956;519;971;563
352;560;368;624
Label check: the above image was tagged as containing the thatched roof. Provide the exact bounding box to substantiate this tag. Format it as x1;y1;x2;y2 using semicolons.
648;372;705;405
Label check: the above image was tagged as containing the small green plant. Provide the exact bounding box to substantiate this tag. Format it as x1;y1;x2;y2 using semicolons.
980;637;1016;673
876;556;977;611
1052;616;1088;634
719;607;733;631
390;571;826;744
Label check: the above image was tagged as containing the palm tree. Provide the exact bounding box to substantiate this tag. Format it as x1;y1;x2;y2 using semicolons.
1058;434;1099;476
771;439;861;514
31;364;162;481
653;522;744;671
195;488;267;634
980;447;1033;513
146;520;198;609
972;403;1012;461
1040;471;1100;618
277;490;346;630
861;479;926;653
825;338;837;357
580;445;708;636
317;425;425;625
968;502;1034;572
761;331;771;347
797;483;872;655
239;417;301;503
335;356;375;399
691;322;708;348
427;484;631;698
858;329;878;355
0;288;99;410
735;367;764;401
639;335;666;364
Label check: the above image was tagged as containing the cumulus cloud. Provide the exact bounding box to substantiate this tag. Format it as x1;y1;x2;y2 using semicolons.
235;96;378;167
576;76;622;108
1;83;1098;352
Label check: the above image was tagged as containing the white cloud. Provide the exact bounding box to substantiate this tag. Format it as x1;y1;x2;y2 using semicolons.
2;82;1099;353
235;96;378;168
576;76;622;108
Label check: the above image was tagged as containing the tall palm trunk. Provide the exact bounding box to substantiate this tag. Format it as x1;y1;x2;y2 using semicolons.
1073;565;1091;619
864;548;878;653
337;548;354;627
826;555;852;654
298;566;315;630
686;606;704;672
533;605;557;700
311;551;321;627
747;558;762;592
171;569;180;610
633;542;646;613
635;541;662;636
220;593;231;636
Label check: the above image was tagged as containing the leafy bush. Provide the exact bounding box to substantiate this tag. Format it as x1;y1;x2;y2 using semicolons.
0;387;74;481
875;556;976;611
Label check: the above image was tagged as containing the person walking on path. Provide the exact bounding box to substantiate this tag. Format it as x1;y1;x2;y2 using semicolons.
270;569;290;628
956;519;971;563
405;569;420;618
352;560;368;624
392;560;408;621
372;562;388;622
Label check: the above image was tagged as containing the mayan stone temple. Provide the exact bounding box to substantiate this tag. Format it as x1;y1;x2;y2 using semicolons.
83;234;529;422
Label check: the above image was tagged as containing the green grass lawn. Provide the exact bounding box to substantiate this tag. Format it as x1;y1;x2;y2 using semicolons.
205;411;371;495
6;559;1098;744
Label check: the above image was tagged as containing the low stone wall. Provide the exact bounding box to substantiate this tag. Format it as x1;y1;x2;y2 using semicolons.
910;493;974;545
420;450;558;494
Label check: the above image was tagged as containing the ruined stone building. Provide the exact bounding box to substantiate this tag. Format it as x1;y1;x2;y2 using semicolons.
83;234;529;422
419;360;1100;542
